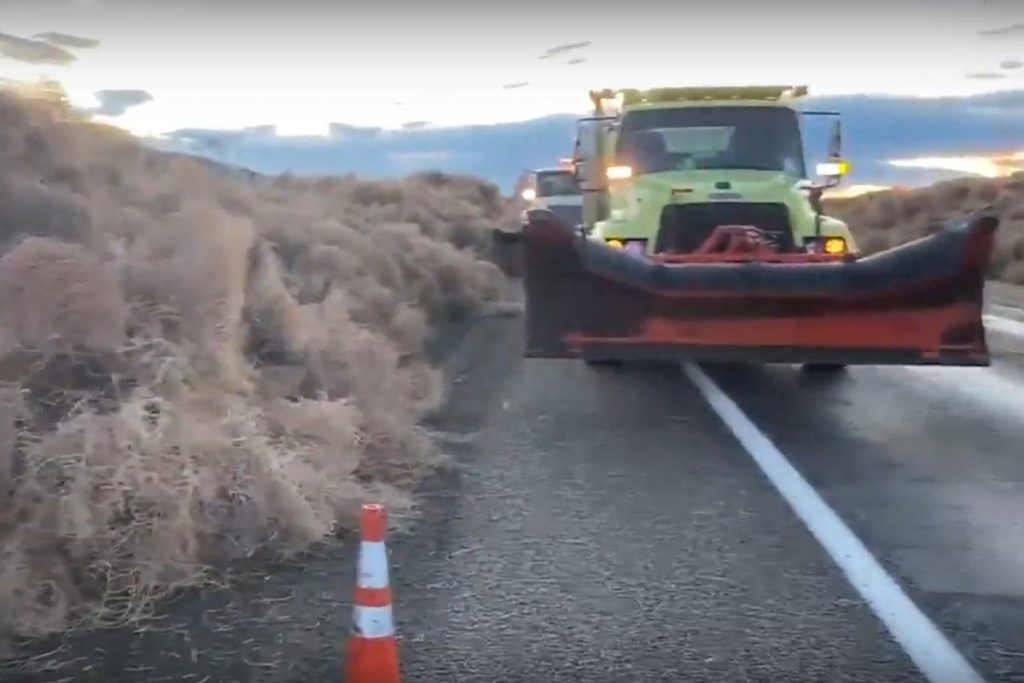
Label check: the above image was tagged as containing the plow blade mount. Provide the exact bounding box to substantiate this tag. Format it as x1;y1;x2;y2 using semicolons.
521;210;999;366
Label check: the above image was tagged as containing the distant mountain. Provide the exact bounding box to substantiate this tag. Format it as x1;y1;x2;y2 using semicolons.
159;150;265;182
147;90;1024;193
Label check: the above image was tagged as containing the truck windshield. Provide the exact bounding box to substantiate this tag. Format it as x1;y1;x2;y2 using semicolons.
615;106;806;177
535;171;581;197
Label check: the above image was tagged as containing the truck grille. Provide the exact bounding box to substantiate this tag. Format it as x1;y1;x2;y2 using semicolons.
654;202;795;254
548;203;583;227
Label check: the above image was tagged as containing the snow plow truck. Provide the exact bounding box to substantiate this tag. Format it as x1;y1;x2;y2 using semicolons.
496;85;999;370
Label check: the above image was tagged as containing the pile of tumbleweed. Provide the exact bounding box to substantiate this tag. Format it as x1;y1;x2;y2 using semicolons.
0;88;519;648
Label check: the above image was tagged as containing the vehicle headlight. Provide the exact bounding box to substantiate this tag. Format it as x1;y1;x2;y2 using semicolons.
823;237;847;254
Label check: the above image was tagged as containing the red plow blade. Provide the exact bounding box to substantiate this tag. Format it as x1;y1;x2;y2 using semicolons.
519;210;999;366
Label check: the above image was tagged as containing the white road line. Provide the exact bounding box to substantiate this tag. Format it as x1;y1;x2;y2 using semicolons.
682;362;987;683
984;314;1024;340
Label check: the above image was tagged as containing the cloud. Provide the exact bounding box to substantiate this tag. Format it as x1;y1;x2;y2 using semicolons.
91;89;154;117
501;82;530;90
567;58;586;65
34;32;100;49
0;32;76;65
401;121;430;130
979;23;1024;38
539;41;591;60
965;71;1007;80
1000;59;1023;70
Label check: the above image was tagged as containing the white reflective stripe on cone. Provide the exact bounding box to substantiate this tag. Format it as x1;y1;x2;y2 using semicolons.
352;605;394;639
357;541;390;589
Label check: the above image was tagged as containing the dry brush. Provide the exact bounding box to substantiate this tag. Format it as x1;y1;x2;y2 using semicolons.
0;90;518;649
826;172;1024;283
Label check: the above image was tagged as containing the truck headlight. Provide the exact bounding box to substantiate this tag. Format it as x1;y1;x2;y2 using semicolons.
606;166;633;180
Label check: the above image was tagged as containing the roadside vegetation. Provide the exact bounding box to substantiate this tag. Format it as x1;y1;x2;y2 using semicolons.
0;88;518;651
826;172;1024;283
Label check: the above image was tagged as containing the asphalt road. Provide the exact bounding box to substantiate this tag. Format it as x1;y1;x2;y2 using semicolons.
704;352;1024;682
5;316;1024;683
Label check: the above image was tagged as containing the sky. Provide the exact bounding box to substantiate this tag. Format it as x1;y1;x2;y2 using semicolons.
1;0;1023;137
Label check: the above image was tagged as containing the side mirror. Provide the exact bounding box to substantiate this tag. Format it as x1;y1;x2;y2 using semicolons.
816;118;847;187
828;119;843;159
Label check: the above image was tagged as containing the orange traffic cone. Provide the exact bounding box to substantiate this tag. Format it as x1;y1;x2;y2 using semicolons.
343;503;401;683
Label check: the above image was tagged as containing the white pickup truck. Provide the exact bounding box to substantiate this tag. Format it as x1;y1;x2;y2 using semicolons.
520;166;582;227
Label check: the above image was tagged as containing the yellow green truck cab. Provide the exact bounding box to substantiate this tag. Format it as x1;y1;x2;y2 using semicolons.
572;86;858;257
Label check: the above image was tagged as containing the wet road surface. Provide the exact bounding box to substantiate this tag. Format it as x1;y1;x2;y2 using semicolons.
705;355;1024;682
5;314;1024;682
396;328;922;682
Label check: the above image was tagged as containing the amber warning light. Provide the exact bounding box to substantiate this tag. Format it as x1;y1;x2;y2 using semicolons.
823;237;847;254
